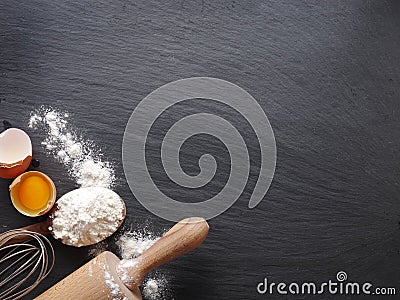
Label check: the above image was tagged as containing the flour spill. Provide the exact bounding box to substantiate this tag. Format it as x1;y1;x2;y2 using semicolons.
28;107;115;188
116;229;170;299
88;240;108;258
143;276;169;300
117;230;159;259
104;270;127;300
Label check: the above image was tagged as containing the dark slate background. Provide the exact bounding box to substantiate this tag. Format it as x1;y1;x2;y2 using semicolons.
1;0;400;299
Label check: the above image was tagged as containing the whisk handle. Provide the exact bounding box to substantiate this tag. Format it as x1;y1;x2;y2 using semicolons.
20;219;52;235
1;220;51;245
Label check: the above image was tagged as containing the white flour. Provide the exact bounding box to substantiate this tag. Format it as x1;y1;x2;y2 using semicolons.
143;277;168;300
104;270;128;300
117;231;159;259
116;231;170;300
28;107;115;188
116;260;169;300
77;160;114;188
144;279;159;296
51;187;125;247
88;240;108;258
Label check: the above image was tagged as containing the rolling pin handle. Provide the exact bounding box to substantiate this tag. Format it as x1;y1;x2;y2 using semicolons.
117;217;209;290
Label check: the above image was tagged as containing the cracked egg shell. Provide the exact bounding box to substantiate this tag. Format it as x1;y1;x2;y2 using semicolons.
0;128;32;179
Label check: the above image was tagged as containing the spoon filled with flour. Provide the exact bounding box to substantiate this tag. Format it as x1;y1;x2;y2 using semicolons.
50;187;126;247
10;187;126;247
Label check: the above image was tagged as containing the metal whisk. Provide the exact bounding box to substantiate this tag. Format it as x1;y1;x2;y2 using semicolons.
0;229;55;300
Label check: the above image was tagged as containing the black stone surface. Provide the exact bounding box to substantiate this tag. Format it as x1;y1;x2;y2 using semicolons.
1;1;400;299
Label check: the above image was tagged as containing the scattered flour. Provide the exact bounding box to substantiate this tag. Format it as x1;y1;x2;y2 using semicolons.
144;279;159;295
104;270;128;300
28;107;115;188
117;231;159;259
116;230;170;299
51;187;125;247
143;277;168;300
117;259;169;300
116;259;139;289
88;240;108;258
76;159;114;188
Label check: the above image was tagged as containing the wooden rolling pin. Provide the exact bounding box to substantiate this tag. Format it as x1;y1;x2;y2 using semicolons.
36;217;209;300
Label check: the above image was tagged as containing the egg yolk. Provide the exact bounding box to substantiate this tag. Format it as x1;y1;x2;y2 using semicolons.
18;175;50;210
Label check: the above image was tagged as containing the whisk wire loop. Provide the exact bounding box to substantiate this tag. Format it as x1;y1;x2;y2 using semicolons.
0;229;55;300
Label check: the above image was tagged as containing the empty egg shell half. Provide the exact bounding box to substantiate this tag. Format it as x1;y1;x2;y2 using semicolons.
9;171;57;217
0;128;32;179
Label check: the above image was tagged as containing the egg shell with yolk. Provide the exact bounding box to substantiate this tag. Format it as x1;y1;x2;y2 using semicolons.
9;171;57;217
